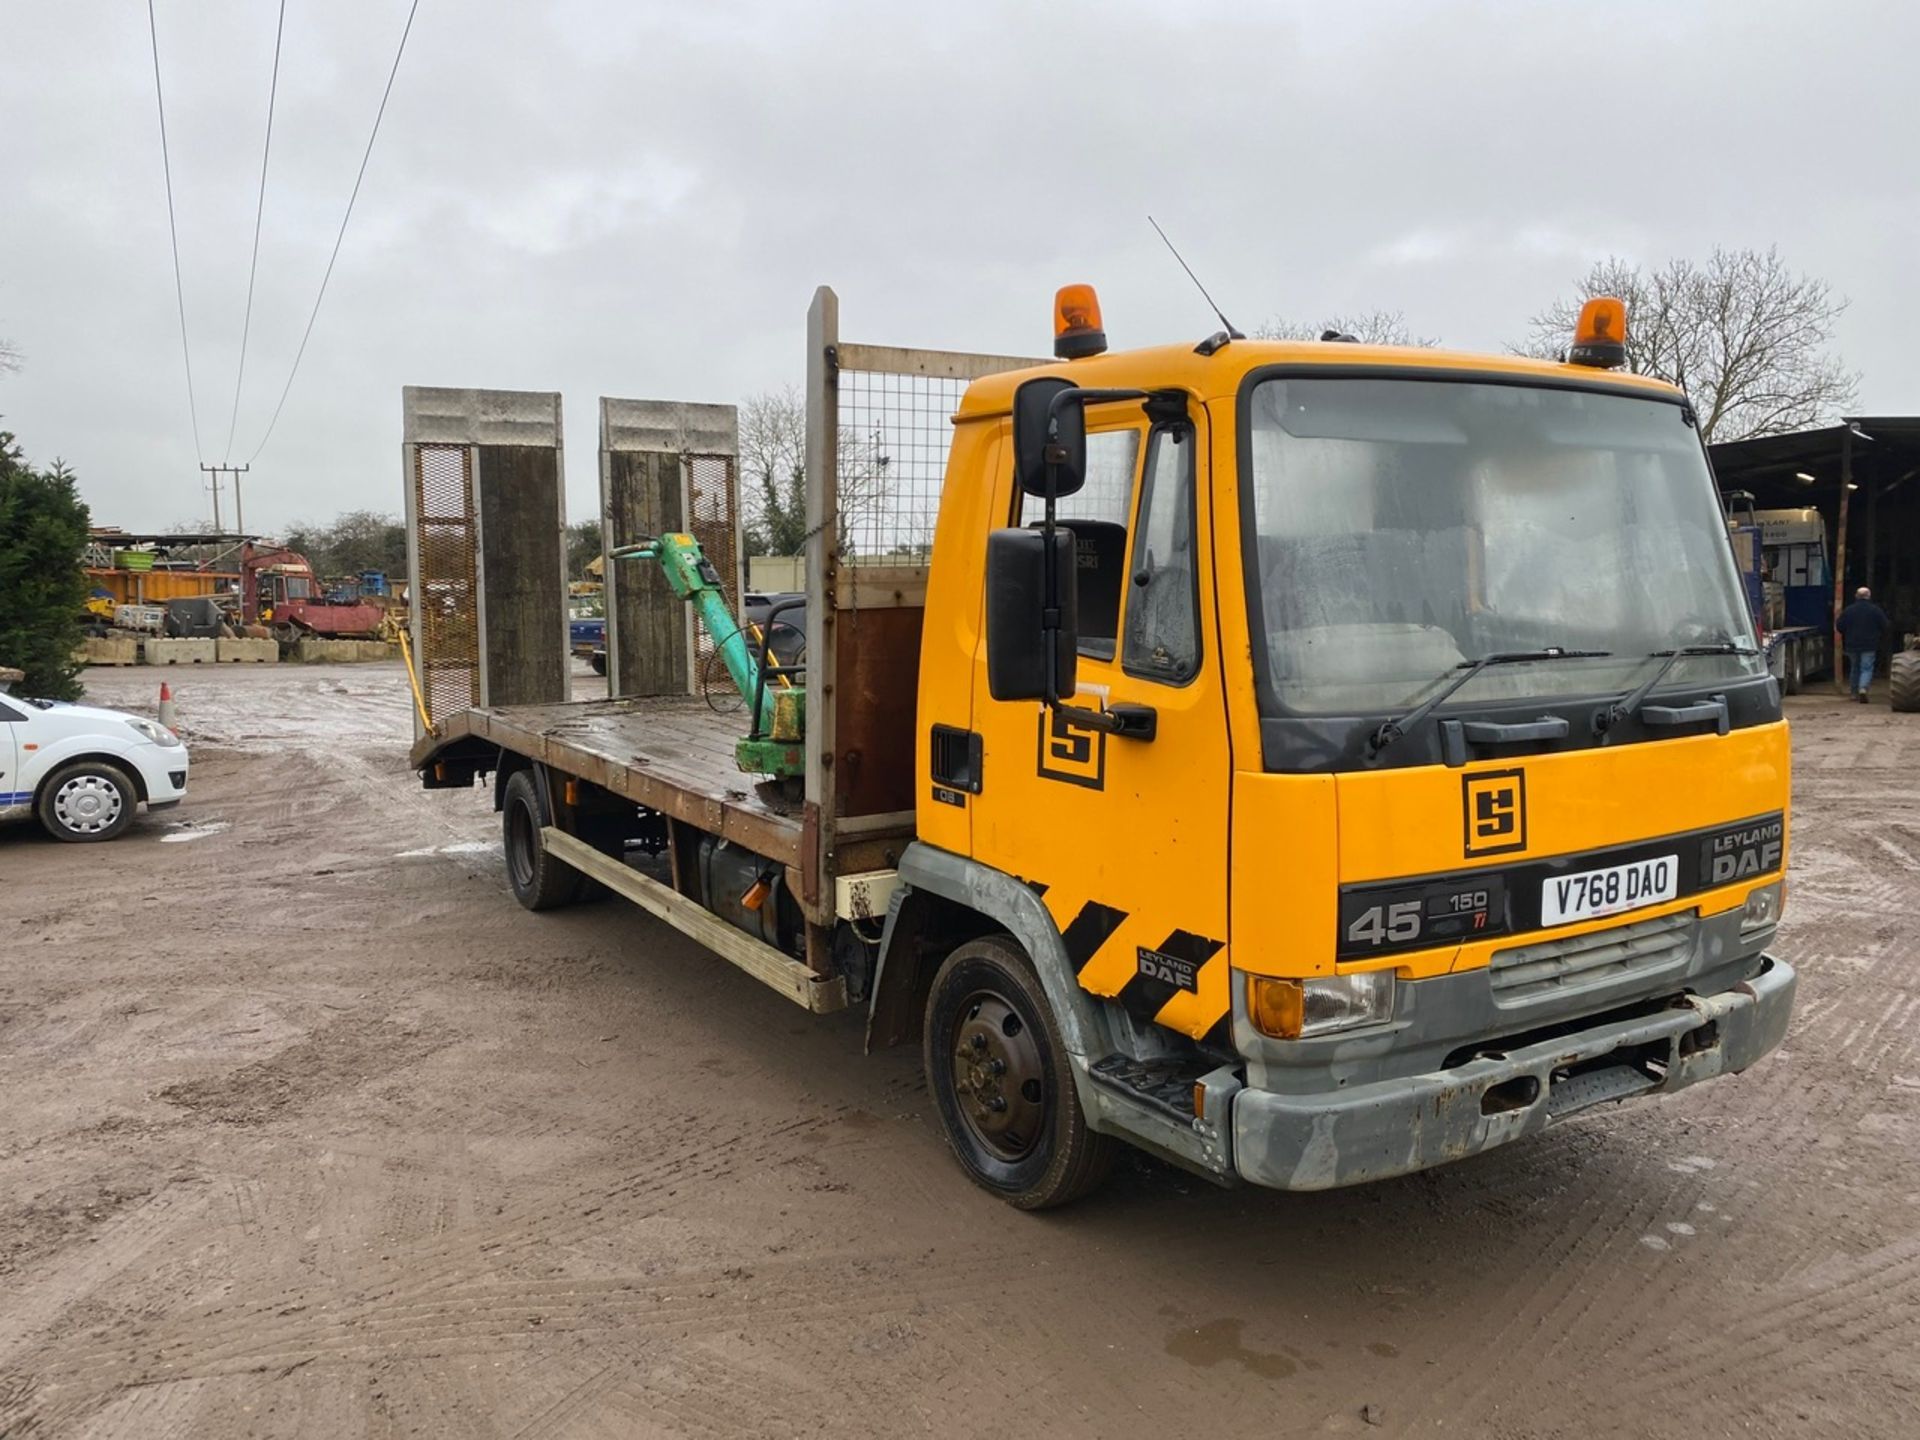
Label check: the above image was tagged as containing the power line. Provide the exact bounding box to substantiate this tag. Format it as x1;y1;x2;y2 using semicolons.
223;0;288;464
146;0;204;464
246;0;420;465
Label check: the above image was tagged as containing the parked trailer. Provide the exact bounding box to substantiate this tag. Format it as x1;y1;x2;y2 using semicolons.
413;287;1796;1208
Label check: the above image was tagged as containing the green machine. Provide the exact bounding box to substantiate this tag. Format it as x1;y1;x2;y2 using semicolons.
608;534;805;782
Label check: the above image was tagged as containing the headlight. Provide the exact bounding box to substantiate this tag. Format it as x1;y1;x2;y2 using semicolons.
1739;881;1783;934
124;717;182;748
1248;971;1395;1040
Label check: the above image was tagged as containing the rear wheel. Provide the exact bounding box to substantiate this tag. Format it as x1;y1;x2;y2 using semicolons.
37;760;137;843
502;769;584;910
1784;643;1803;696
923;935;1117;1209
1890;650;1920;713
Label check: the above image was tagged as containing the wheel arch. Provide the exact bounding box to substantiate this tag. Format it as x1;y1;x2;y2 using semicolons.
491;747;546;814
36;750;148;805
866;842;1106;1061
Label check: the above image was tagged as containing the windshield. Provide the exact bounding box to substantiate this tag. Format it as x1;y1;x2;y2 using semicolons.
1242;376;1764;715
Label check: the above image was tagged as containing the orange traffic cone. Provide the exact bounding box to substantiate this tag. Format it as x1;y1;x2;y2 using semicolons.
158;681;179;734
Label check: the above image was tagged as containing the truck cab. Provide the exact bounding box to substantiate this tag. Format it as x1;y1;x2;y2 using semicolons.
880;291;1794;1203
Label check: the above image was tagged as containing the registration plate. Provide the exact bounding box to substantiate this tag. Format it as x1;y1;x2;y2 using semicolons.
1541;854;1678;927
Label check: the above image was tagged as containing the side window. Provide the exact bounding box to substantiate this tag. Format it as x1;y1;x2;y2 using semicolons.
1122;427;1200;683
1021;428;1141;660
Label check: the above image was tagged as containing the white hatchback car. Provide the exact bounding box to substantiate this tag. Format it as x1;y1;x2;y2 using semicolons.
0;686;190;842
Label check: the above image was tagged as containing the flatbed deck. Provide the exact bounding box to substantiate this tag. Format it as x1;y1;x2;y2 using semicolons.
411;694;805;867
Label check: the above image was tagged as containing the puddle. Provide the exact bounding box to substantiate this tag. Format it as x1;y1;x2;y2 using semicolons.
395;840;501;859
1367;1341;1401;1358
159;820;231;844
1165;1318;1297;1379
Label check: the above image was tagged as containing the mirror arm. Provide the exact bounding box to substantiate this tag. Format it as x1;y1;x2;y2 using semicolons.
1056;701;1157;741
1047;387;1149;435
1033;385;1172;737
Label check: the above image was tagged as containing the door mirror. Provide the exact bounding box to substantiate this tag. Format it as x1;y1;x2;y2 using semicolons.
985;527;1077;701
1012;377;1086;498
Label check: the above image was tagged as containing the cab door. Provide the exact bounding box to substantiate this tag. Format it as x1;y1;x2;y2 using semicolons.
969;402;1235;1048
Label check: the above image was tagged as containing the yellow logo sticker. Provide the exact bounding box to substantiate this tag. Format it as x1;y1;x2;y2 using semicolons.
1036;706;1106;790
1463;768;1527;857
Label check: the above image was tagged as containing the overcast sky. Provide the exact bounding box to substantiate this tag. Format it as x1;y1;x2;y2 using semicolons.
3;0;1915;536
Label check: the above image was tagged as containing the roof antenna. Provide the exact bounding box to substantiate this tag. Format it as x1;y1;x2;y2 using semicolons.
1148;215;1243;352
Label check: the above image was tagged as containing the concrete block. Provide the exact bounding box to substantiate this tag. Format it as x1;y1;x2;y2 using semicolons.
293;638;399;664
141;638;217;665
215;637;278;664
77;636;140;666
294;639;358;663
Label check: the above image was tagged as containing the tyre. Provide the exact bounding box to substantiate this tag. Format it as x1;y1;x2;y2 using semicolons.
1783;644;1801;696
501;769;583;910
589;650;606;677
37;760;138;843
1891;651;1920;714
923;935;1117;1209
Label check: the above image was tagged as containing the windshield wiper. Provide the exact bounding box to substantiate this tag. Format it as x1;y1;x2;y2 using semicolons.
1369;648;1611;756
1594;640;1757;735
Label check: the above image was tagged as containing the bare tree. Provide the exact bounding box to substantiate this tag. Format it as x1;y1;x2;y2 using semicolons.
1256;310;1436;347
737;386;886;557
739;387;807;555
1523;248;1857;443
0;337;21;374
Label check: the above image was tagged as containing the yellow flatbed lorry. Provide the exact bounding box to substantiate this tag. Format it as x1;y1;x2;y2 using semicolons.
412;287;1795;1207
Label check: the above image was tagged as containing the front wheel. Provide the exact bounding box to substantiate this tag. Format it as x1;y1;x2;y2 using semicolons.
38;760;138;843
923;935;1117;1209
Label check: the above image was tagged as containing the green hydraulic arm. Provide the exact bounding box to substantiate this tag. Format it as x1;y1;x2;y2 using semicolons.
607;533;805;781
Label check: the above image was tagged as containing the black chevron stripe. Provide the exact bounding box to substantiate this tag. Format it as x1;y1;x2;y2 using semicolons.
1061;900;1129;978
1114;928;1225;1028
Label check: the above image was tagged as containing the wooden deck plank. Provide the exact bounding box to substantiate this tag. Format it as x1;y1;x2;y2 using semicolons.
414;697;805;866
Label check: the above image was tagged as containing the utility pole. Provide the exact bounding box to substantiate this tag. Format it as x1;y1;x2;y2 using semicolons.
200;463;249;534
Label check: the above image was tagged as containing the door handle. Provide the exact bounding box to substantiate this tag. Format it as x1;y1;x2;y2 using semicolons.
1459;717;1569;744
1439;715;1568;766
1642;695;1730;735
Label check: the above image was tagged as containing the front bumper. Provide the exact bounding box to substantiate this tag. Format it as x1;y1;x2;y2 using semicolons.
1231;955;1796;1191
127;746;191;808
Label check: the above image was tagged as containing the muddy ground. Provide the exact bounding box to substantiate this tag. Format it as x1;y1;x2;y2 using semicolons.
0;662;1914;1438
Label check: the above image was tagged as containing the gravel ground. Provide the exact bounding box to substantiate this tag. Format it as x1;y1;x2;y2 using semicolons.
0;661;1914;1438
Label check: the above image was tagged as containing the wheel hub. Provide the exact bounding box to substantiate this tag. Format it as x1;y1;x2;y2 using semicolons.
54;776;122;833
950;993;1046;1162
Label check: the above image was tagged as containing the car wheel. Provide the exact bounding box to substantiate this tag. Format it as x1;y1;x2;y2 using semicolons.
38;760;138;843
923;935;1117;1209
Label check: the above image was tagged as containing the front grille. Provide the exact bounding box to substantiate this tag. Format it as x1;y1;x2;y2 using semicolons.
1489;911;1695;1004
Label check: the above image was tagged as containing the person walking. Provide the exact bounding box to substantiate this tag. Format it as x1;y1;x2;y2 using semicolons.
1836;586;1891;703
